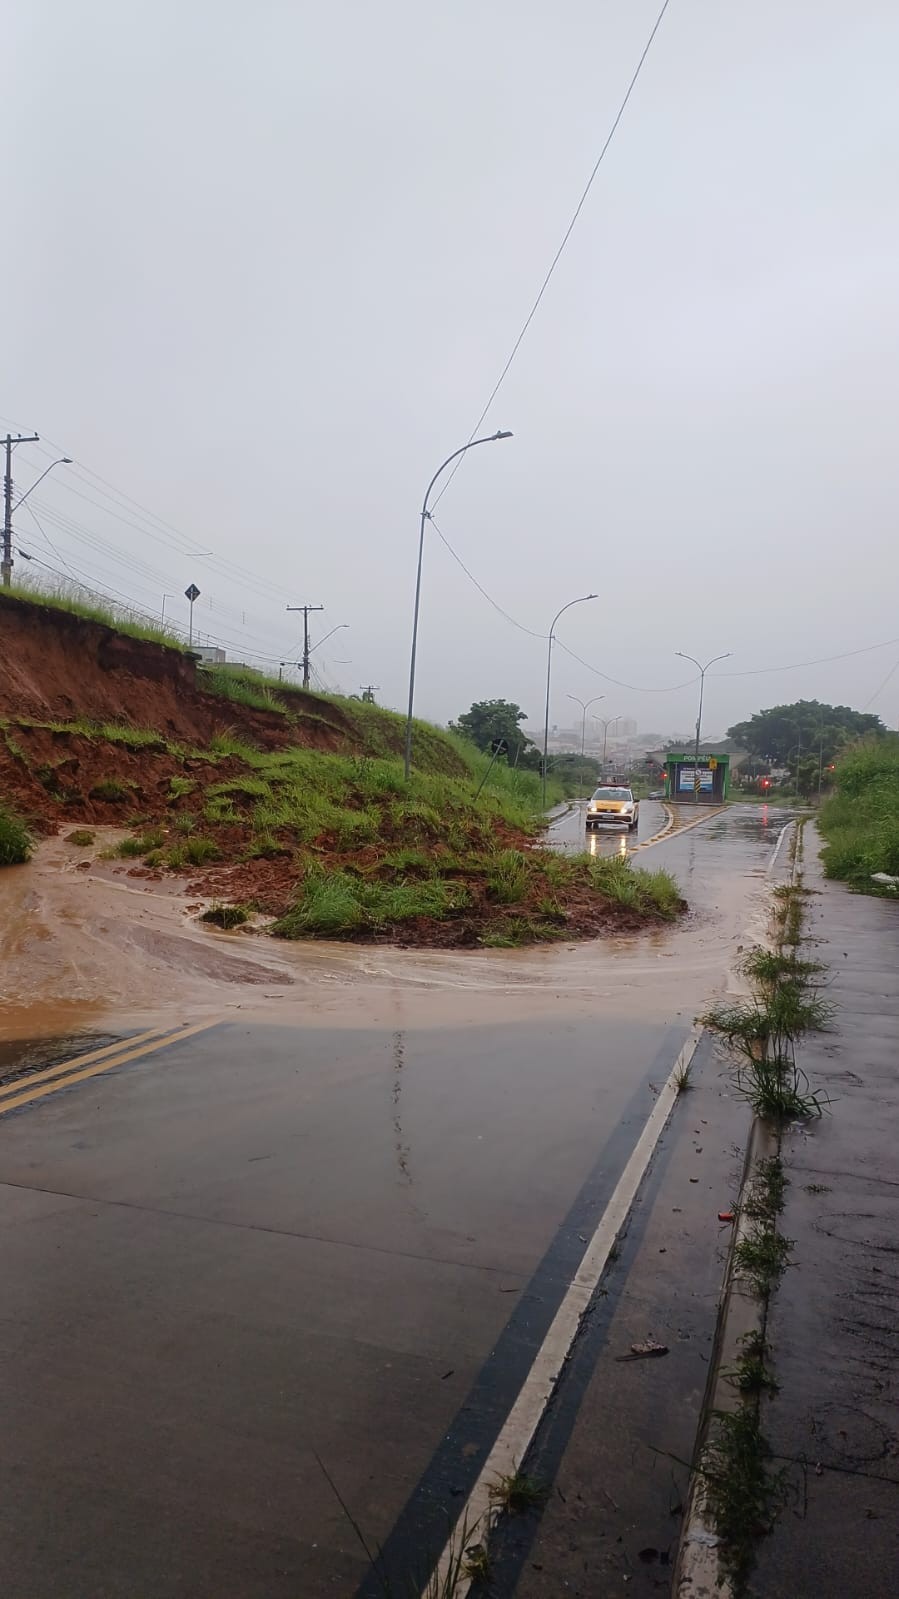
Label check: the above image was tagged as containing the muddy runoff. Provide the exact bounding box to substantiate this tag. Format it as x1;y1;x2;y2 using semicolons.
0;823;768;1064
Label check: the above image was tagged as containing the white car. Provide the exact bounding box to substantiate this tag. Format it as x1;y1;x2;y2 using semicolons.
586;785;639;832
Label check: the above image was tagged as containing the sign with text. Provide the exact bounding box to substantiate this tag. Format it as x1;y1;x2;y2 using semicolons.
678;766;714;792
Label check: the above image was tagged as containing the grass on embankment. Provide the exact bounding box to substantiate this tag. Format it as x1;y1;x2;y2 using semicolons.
40;727;683;945
818;737;899;893
0;805;31;865
7;578;186;651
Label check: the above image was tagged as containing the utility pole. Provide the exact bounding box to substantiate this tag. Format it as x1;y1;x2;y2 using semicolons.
286;604;324;689
3;433;41;588
359;684;379;704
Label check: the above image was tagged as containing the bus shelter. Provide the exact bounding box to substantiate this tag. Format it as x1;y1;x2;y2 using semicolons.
665;752;729;804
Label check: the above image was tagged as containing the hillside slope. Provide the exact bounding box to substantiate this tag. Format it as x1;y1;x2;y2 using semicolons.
0;592;684;946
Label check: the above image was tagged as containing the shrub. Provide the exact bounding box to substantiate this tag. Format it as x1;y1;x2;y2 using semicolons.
65;829;95;847
819;736;899;889
89;778;130;802
200;902;250;929
486;848;530;904
183;836;220;866
0;806;31;865
115;829;164;858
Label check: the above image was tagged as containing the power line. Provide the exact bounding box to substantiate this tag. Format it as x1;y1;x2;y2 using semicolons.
864;654;899;712
713;636;899;678
428;514;545;639
429;513;698;693
554;638;697;695
432;0;673;510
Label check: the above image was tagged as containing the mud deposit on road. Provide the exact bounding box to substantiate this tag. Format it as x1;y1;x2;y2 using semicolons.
0;814;777;1070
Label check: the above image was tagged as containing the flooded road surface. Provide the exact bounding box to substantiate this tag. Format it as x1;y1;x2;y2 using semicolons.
0;807;795;1597
547;796;667;856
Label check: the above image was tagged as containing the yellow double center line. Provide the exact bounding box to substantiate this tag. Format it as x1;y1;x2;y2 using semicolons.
0;1021;220;1118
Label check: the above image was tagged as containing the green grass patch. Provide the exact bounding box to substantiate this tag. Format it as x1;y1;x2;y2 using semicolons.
0;806;31;865
819;735;899;891
734;1227;793;1296
5;580;186;651
486;848;530;904
200;902;251;929
274;868;469;938
168;776;196;799
115;829;164;858
243;832;286;860
65;829;95;847
703;1407;785;1588
89;778;131;802
487;1471;549;1516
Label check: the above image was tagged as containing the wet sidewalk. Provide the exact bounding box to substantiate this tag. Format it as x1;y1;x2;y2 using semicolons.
750;828;899;1597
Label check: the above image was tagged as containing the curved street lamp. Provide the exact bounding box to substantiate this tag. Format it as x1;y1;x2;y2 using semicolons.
593;711;623;769
404;430;513;779
675;650;732;801
566;693;605;796
543;594;597;806
10;456;73;514
4;454;72;588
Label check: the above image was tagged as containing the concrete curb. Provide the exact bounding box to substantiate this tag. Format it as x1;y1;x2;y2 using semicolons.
674;1118;780;1598
675;820;804;1595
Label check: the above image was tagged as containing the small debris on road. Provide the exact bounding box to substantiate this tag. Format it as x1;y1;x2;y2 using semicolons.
616;1340;669;1362
718;1210;735;1223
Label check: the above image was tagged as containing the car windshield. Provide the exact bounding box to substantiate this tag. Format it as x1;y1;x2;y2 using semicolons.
592;787;632;801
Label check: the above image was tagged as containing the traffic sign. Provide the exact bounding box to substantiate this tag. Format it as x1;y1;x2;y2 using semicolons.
185;583;200;603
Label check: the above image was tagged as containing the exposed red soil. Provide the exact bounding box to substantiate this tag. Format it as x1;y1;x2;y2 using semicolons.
0;595;687;948
0;723;248;833
0;593;353;751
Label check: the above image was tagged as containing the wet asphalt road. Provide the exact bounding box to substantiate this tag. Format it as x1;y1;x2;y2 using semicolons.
0;805;794;1598
547;795;667;856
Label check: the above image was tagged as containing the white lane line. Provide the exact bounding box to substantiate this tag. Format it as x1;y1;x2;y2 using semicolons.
424;1028;702;1597
767;820;792;875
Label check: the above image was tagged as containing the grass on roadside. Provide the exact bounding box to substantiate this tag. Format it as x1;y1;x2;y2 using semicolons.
819;736;899;892
702;1406;786;1588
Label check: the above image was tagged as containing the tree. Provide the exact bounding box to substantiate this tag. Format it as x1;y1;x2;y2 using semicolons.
728;700;884;768
451;700;535;760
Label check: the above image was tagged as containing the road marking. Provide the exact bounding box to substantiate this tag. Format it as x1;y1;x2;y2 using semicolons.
0;1025;183;1101
424;1028;702;1598
767;819;793;875
632;804;726;855
0;1021;221;1118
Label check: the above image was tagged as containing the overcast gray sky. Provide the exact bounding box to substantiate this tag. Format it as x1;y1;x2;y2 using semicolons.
8;0;899;739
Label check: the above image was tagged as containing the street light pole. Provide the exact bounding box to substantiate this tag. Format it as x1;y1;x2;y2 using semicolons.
543;594;597;807
593;713;622;769
3;433;49;588
404;430;513;780
10;456;73;516
675;650;732;802
566;693;605;796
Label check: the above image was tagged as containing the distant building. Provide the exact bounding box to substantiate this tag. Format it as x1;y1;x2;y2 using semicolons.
194;646;226;664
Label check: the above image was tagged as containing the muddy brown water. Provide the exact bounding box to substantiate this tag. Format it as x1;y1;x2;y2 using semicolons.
0;809;792;1064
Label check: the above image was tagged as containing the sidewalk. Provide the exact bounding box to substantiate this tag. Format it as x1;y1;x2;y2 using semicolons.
750;828;899;1597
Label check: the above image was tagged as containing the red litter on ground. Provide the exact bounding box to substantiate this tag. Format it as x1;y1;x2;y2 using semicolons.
718;1210;735;1223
